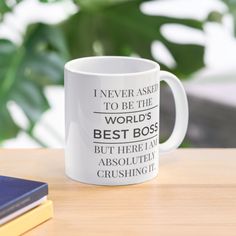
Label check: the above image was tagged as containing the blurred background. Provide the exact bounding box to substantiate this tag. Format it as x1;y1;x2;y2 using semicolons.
0;0;235;148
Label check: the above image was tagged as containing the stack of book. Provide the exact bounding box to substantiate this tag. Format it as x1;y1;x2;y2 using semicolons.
0;175;53;235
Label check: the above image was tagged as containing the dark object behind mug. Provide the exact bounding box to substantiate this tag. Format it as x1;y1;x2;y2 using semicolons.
160;87;236;147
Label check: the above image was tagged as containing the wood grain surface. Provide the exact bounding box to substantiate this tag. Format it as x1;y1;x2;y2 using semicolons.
0;149;236;236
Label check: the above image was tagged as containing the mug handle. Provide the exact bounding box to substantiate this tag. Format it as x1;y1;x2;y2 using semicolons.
159;71;189;154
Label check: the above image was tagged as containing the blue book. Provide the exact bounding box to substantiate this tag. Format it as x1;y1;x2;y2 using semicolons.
0;176;48;220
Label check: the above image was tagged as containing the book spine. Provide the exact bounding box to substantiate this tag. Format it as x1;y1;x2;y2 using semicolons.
0;184;48;219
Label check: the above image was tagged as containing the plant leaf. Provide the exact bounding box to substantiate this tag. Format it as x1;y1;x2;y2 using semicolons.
62;0;204;78
0;24;68;141
0;0;22;20
0;105;19;142
75;0;133;10
221;0;236;36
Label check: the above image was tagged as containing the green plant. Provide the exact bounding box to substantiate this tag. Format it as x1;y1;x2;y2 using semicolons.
0;0;205;146
222;0;236;35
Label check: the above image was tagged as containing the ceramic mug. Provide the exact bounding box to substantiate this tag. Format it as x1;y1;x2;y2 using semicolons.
64;56;188;185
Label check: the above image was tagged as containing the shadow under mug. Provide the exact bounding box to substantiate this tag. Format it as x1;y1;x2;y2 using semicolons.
64;56;188;185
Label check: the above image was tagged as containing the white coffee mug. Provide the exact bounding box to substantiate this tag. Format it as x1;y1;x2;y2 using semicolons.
64;56;188;185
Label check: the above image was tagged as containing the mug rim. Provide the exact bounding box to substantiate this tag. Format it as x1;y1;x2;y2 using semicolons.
64;56;160;77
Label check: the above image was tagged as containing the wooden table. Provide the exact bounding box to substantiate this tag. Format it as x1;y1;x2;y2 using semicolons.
0;149;236;236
